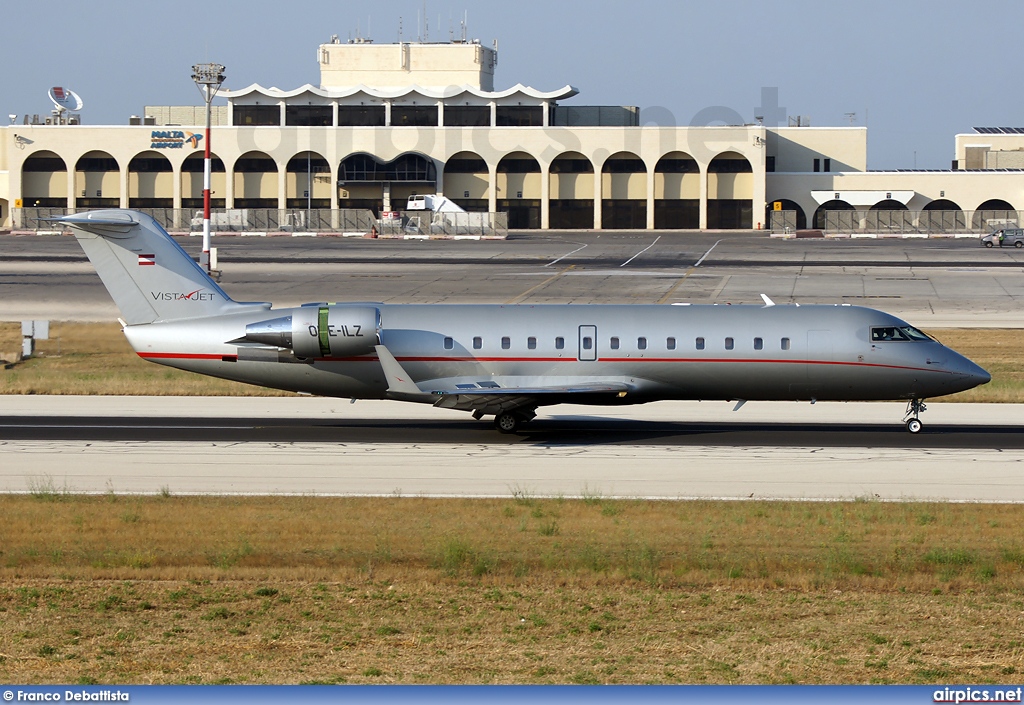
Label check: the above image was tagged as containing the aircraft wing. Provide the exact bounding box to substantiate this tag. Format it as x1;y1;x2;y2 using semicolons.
374;345;630;414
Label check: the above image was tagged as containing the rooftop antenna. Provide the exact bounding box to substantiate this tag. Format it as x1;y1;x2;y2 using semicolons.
463;11;468;42
425;6;429;42
368;15;371;40
844;112;856;126
398;16;403;42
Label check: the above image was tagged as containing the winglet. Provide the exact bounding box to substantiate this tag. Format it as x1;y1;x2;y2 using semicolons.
374;345;426;396
760;294;776;307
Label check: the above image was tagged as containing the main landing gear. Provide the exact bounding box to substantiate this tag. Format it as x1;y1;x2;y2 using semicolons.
904;398;927;434
492;408;537;434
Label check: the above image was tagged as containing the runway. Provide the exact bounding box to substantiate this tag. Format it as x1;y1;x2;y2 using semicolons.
2;397;1022;502
3;232;1023;326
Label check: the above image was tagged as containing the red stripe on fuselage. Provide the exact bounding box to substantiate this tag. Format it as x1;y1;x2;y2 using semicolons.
137;351;943;374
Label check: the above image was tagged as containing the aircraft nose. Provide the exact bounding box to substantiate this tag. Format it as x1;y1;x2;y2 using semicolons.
951;354;990;388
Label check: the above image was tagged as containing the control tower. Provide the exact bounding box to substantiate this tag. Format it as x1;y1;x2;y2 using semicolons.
318;36;497;91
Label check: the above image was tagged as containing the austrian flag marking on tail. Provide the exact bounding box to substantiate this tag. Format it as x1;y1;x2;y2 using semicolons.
138;254;155;266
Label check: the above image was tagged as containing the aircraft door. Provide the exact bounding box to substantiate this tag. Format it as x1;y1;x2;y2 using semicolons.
578;325;597;361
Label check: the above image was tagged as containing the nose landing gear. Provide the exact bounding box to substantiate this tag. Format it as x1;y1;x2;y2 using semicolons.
904;398;927;433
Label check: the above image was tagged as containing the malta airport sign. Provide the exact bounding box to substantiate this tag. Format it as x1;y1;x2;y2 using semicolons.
150;131;203;149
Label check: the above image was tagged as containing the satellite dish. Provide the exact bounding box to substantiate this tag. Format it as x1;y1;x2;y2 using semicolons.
48;86;84;113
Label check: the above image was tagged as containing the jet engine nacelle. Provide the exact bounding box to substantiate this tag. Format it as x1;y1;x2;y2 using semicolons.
240;305;380;359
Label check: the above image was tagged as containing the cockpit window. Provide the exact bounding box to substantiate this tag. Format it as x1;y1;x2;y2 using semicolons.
871;326;932;342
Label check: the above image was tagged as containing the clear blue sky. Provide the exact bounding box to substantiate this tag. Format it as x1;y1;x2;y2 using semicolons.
3;0;1020;170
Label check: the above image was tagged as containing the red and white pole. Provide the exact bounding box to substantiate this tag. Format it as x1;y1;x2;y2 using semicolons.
202;86;212;270
192;63;224;271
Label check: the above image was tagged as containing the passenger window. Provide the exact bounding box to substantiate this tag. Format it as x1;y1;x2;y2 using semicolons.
555;337;564;350
781;337;790;351
754;337;763;350
667;337;676;350
638;337;647;350
501;336;511;350
528;336;537;350
582;337;593;350
725;337;734;350
473;336;482;350
696;337;705;350
443;337;454;350
610;337;620;350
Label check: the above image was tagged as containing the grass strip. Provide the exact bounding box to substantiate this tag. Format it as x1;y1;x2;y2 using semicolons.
1;495;1023;684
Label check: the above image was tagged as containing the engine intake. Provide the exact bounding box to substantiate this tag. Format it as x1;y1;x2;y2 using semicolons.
238;305;380;359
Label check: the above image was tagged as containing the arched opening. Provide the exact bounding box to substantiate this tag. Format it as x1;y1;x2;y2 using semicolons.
601;152;647;229
707;152;752;229
233;151;279;209
972;198;1017;231
921;199;966;232
813;199;855;230
21;151;68;208
128;151;172;209
337;152;437;215
74;151;120;209
286;152;331;209
496;152;541;228
443;151;489;212
654;151;699;229
180;152;225;210
923;199;962;211
866;199;911;232
549;152;594;228
765;199;806;230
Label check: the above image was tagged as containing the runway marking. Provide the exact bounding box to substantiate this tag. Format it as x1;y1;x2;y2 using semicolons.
657;239;722;304
711;275;732;300
0;424;253;430
620;236;661;267
506;265;574;304
694;239;722;267
545;244;587;267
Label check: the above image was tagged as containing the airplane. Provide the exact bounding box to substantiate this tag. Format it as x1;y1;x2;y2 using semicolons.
55;209;990;434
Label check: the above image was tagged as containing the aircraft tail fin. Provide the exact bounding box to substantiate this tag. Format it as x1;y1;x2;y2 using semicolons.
58;210;244;325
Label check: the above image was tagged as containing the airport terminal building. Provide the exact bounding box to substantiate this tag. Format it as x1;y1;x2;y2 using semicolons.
1;36;1022;233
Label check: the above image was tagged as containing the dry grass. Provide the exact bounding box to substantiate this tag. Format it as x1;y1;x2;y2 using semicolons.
1;495;1024;684
929;329;1024;402
2;323;1023;401
0;322;288;396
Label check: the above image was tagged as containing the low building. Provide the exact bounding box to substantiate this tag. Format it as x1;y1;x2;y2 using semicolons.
1;36;1021;232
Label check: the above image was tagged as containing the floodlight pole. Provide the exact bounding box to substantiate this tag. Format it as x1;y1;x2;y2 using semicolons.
191;63;225;271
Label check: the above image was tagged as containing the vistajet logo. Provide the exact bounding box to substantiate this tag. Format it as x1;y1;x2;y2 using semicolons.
151;288;216;302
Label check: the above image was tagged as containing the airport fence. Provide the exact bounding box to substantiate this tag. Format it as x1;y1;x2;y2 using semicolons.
14;207;508;237
14;207;380;235
770;209;1019;236
376;210;508;238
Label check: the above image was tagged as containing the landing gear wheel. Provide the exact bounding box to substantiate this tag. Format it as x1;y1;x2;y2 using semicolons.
494;412;520;434
903;398;927;434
